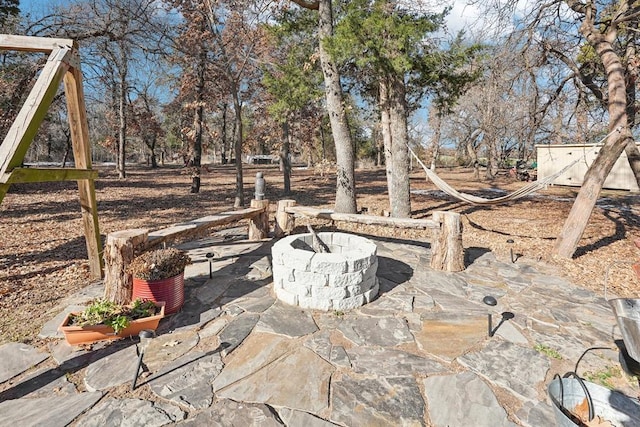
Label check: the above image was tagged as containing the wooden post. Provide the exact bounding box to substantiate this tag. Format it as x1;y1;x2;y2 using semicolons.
275;199;296;237
430;211;464;272
64;50;103;278
248;199;270;240
103;229;148;305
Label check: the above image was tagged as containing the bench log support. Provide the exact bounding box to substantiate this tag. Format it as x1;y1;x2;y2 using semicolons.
103;229;148;304
275;199;296;237
248;199;270;240
430;211;464;272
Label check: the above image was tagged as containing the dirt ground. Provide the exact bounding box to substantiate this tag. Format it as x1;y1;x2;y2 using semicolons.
1;163;639;346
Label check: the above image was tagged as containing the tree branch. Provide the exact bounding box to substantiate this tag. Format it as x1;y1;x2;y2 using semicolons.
290;0;319;11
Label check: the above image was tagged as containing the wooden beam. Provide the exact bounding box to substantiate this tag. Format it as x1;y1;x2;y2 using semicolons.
0;34;74;53
0;184;8;205
1;167;98;184
143;207;264;249
64;61;103;279
0;47;72;176
285;206;439;229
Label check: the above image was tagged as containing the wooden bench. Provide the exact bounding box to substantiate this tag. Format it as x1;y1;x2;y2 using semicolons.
103;202;270;303
275;200;464;272
143;207;266;250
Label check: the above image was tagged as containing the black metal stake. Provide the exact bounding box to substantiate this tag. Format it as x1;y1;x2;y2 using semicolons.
132;329;155;390
483;296;497;337
507;239;515;263
206;252;214;279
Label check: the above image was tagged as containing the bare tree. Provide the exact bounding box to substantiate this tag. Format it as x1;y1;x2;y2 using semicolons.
469;0;640;258
41;0;167;178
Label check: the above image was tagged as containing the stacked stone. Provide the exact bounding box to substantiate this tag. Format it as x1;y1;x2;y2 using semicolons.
272;232;379;310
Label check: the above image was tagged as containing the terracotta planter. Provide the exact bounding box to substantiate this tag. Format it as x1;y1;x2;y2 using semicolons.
59;302;165;346
132;272;184;315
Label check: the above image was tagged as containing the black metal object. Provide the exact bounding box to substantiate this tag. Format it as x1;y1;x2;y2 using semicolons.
549;372;595;423
483;296;497;337
205;252;214;279
506;239;515;263
132;329;155;390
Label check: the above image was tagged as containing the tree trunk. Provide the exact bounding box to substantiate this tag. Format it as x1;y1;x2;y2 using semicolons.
232;89;244;207
485;136;498;180
466;129;481;181
281;119;292;195
221;102;228;164
150;134;158;168
318;0;356;213
623;34;640;185
117;55;127;179
191;103;203;193
388;73;411;218
380;77;394;209
190;47;206;193
554;26;632;258
430;113;441;171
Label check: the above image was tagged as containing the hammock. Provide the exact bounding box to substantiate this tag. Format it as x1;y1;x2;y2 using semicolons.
408;128;621;206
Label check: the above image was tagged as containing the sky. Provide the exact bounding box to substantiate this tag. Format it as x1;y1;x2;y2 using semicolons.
17;0;488;33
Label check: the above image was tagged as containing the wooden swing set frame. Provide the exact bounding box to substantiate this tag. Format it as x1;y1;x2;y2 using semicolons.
0;35;102;278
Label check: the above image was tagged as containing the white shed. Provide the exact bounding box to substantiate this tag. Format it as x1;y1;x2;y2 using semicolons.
535;143;640;192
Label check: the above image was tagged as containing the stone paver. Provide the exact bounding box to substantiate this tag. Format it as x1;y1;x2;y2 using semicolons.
1;229;638;427
76;398;186;426
423;372;518;427
0;392;102;427
148;351;224;410
84;345;139;392
458;340;550;401
331;375;425;426
0;342;49;383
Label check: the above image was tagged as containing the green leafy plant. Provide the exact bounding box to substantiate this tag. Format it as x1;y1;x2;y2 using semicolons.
68;298;158;334
584;366;621;390
534;343;563;360
126;248;191;281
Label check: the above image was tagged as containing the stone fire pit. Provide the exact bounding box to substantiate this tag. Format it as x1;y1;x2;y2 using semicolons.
271;232;379;310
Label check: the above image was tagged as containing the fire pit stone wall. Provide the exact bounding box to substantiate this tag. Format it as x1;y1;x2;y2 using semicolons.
271;232;379;310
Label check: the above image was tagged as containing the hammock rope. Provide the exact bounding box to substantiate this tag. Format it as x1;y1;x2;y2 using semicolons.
408;127;622;206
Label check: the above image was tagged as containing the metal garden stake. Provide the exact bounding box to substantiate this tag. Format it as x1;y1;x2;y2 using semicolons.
507;239;515;263
206;252;214;279
132;329;155;390
483;295;497;337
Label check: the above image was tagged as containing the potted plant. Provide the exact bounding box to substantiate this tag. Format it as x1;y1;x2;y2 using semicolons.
59;298;165;346
126;248;191;314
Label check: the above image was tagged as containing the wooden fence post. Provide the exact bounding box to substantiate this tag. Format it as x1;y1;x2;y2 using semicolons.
248;199;270;240
275;199;296;237
103;228;148;304
430;211;464;272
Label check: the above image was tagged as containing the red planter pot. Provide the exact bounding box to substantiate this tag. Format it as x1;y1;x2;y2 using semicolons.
59;302;165;346
132;272;185;315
